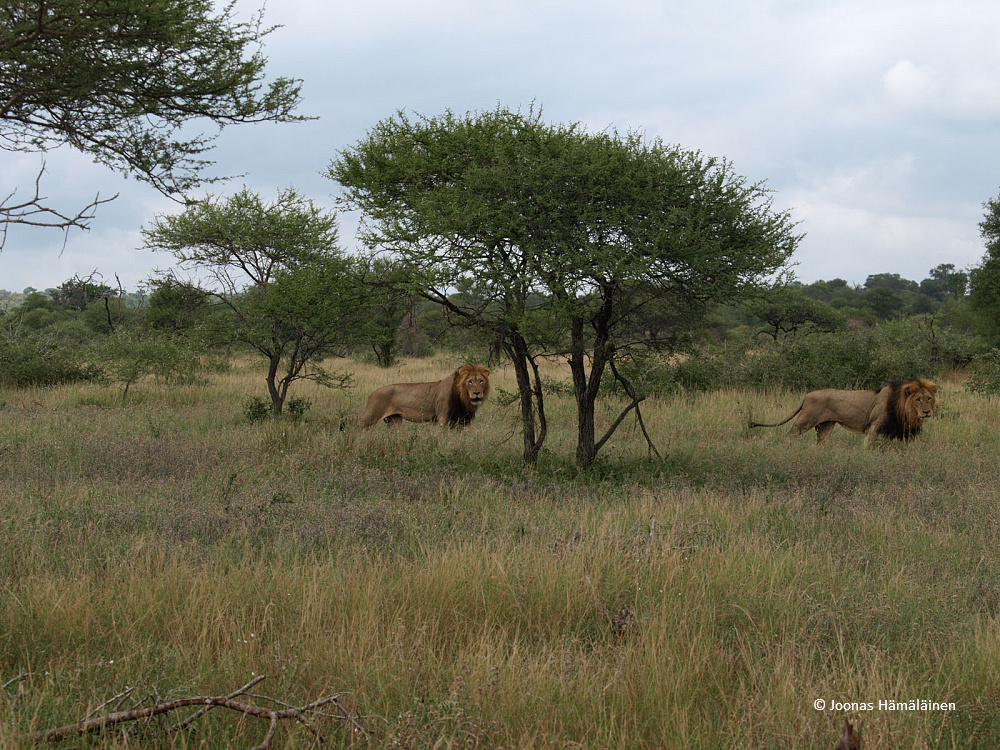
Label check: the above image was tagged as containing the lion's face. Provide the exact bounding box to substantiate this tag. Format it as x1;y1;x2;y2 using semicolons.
458;365;491;409
906;386;937;422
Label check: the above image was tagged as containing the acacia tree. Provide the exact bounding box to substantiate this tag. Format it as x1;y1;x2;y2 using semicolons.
745;286;844;340
331;109;563;463
143;188;366;415
332;107;800;465
1;0;306;245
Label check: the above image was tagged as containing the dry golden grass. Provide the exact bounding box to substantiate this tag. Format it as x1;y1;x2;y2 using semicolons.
0;360;998;748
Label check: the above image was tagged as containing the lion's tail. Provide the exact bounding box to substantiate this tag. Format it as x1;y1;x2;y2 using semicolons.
748;403;802;430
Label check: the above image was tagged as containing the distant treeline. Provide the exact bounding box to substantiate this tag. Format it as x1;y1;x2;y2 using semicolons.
3;261;1000;401
0;261;971;320
1;278;145;312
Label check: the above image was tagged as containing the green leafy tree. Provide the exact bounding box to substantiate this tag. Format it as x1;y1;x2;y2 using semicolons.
143;188;364;415
1;0;307;244
802;278;863;310
358;257;413;368
11;291;59;331
861;286;905;320
332;107;799;464
744;286;844;340
90;328;207;402
145;275;212;333
921;263;968;301
863;272;918;293
49;273;116;312
969;192;1000;342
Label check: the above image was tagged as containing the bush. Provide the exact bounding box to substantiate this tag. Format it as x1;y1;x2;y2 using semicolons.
661;318;983;393
243;396;272;423
965;350;1000;397
0;333;95;387
285;396;311;421
89;328;219;400
242;395;312;422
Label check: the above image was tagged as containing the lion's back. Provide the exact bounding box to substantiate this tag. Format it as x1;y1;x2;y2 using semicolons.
361;380;440;426
802;388;878;429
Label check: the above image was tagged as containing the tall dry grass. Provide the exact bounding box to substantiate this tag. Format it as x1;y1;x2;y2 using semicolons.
0;359;998;748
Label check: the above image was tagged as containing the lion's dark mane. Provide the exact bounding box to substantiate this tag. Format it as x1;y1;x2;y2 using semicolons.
446;371;477;427
875;380;923;441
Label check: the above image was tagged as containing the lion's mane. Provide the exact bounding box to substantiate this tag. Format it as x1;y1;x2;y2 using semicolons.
749;378;937;445
876;378;938;441
361;365;491;429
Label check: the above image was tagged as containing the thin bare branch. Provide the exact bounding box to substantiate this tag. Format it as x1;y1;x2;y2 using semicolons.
84;686;137;721
168;674;266;732
29;675;356;748
598;357;662;459
0;160;117;250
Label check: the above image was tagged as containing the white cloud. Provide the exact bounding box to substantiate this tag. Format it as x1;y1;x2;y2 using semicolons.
882;60;938;106
883;58;1000;121
782;160;985;284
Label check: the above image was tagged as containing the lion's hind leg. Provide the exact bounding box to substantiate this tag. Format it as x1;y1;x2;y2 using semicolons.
360;410;405;429
788;411;819;439
814;421;838;443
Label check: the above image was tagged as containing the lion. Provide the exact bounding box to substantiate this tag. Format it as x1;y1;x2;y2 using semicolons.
834;718;861;750
360;364;491;429
748;378;937;445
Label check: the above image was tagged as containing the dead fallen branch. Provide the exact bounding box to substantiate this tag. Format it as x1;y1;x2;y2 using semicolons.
30;675;364;748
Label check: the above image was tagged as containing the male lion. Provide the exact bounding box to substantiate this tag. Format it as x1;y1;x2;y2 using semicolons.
749;378;937;445
360;364;491;428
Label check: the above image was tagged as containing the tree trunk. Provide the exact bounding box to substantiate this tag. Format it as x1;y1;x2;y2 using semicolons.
373;342;394;368
266;355;284;416
569;315;598;465
574;387;597;465
506;333;545;464
568;303;614;466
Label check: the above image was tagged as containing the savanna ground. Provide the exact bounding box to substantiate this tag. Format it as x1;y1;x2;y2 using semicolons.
1;355;999;749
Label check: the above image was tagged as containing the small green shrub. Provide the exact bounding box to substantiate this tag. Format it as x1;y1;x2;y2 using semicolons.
285;396;311;421
242;396;271;423
243;395;312;422
965;349;1000;397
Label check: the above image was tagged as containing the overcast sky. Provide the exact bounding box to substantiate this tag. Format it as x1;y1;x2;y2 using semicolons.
4;0;999;293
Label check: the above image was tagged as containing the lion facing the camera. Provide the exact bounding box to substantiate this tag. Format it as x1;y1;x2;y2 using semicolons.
361;365;491;429
749;378;937;445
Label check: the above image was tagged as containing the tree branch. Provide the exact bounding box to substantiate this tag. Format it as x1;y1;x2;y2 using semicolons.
0;160;117;249
595;358;662;459
28;675;364;747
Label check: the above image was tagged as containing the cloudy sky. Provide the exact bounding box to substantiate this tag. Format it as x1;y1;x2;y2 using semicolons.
4;0;999;293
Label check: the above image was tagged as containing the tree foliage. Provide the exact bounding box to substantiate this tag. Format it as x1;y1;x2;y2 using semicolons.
332;106;799;464
49;273;117;312
969;191;1000;343
744;286;844;340
1;0;307;242
144;188;363;415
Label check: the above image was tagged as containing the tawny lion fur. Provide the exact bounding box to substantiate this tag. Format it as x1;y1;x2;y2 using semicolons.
834;718;861;750
749;378;937;445
361;365;491;429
